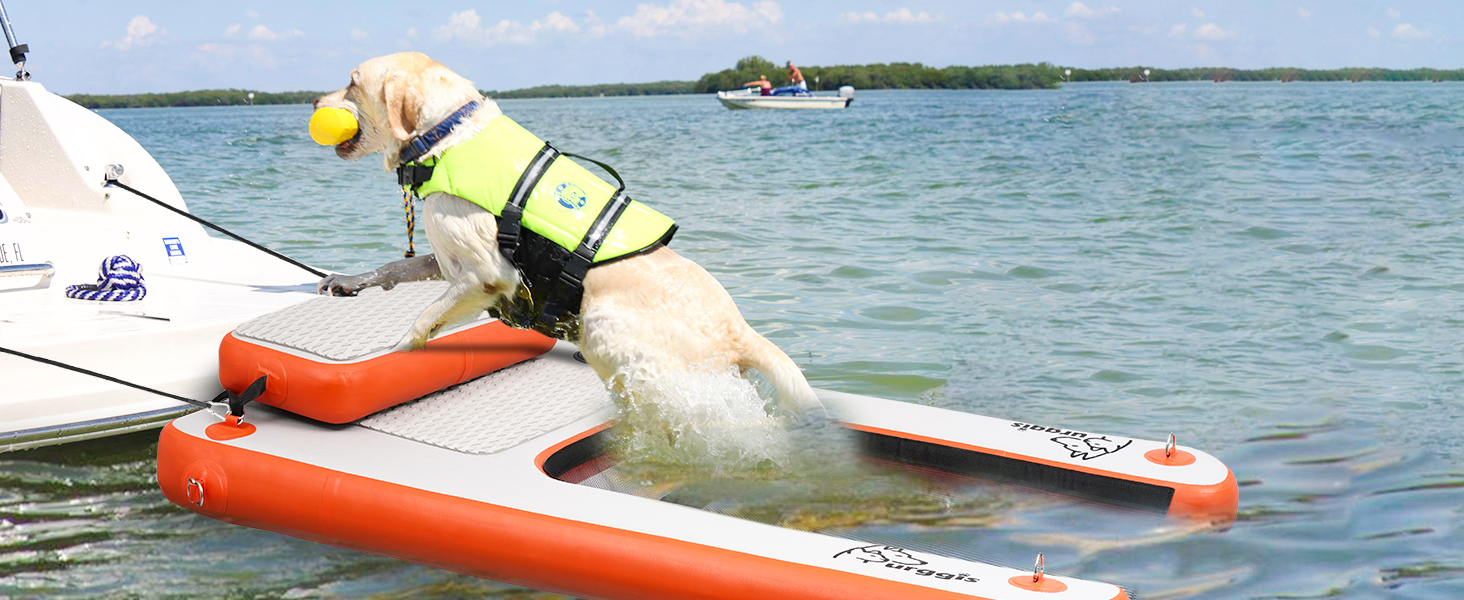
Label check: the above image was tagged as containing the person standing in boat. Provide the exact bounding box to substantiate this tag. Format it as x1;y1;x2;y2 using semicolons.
772;62;808;96
742;75;772;96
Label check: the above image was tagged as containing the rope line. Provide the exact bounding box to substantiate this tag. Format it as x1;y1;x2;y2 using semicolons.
106;180;326;278
0;346;210;409
402;188;417;258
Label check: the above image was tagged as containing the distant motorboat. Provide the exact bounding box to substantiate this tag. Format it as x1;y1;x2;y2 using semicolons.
717;85;854;110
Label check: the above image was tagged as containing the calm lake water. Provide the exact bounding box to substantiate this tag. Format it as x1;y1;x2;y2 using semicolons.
4;83;1464;598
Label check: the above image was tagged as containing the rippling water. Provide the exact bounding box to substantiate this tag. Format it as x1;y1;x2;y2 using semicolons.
4;83;1464;598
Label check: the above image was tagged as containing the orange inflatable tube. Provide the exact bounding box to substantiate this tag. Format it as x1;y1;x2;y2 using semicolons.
218;322;555;423
157;422;1125;600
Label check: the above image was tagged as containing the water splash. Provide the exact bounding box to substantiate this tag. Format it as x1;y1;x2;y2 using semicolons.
609;364;793;475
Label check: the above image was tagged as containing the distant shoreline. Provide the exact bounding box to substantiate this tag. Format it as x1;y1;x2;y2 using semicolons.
65;62;1464;108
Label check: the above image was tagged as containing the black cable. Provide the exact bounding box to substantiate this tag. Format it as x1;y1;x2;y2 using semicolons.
105;180;326;278
0;345;210;409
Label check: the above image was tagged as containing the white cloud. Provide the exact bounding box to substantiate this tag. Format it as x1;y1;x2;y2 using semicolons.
246;9;259;20
1296;7;1310;19
1065;2;1121;19
1168;23;1187;39
224;23;242;39
103;16;163;51
1367;26;1380;37
1191;7;1204;18
584;10;610;37
1191;22;1234;41
534;11;581;34
434;10;527;45
434;10;588;45
349;28;369;41
986;11;1054;25
1391;23;1428;40
618;0;782;37
1387;7;1400;19
247;24;304;42
882;8;939;23
1065;22;1096;45
440;2;783;43
406;27;418;38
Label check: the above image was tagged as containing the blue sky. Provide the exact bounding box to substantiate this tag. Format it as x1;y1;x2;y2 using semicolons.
11;1;1460;94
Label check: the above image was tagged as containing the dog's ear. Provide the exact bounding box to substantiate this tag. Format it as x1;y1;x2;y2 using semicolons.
384;72;423;141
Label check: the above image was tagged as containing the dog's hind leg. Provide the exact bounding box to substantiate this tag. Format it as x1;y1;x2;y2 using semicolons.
404;281;495;348
736;330;826;421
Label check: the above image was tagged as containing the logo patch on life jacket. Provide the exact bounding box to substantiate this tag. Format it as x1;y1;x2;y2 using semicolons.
554;182;588;210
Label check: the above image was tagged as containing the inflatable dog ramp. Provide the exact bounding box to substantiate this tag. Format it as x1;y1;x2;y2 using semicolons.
217;280;556;423
161;291;1237;598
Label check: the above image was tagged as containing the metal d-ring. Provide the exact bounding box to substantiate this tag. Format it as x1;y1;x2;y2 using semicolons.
1033;552;1045;582
1166;433;1177;458
186;477;205;507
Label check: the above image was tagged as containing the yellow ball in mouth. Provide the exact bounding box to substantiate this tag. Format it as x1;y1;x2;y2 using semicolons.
309;107;359;146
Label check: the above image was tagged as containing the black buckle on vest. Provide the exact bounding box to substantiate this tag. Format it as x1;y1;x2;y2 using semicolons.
559;252;592;290
497;204;523;259
538;251;592;327
396;164;435;189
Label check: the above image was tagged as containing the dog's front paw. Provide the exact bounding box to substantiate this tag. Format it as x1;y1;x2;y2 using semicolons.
403;317;445;351
318;273;371;296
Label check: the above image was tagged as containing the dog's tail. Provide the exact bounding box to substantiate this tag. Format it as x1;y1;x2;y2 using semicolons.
739;330;826;421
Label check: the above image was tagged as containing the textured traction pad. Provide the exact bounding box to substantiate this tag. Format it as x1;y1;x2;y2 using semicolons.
233;281;452;361
360;354;613;454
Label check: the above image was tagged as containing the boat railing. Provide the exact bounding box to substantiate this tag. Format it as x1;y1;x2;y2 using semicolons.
0;261;53;290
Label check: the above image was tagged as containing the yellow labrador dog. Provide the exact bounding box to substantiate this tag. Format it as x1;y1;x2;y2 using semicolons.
313;52;823;422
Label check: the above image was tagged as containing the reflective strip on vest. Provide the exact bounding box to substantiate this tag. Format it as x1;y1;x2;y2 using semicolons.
413;115;675;263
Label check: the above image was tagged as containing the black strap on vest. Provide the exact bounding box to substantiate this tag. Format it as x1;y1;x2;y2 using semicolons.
397;164;435;189
498;142;560;260
537;190;632;326
561;152;627;194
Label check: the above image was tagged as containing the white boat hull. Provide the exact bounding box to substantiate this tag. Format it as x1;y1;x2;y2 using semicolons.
0;80;318;452
717;90;852;110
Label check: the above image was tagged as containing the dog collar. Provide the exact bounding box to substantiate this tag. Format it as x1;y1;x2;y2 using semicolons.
397;100;480;165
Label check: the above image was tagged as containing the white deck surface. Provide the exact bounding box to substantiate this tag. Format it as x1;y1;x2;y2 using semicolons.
233;280;450;361
360;352;612;454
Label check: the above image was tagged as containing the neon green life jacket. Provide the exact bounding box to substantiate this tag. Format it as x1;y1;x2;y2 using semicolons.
402;113;677;340
413;114;675;264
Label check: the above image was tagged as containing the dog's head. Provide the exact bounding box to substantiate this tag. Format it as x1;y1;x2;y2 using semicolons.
313;52;490;169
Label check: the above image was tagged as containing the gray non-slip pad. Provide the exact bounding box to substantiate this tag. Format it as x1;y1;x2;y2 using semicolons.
232;281;453;361
359;355;614;454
